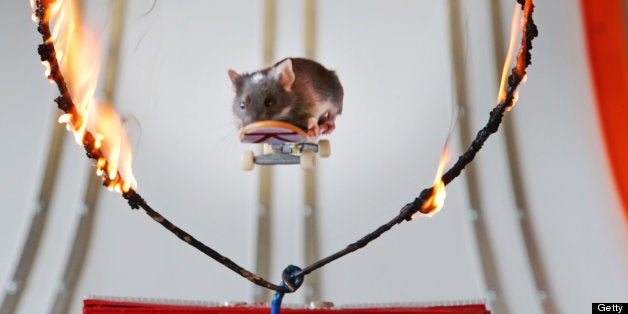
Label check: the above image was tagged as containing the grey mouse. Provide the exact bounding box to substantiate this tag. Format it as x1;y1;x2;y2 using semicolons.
228;57;343;136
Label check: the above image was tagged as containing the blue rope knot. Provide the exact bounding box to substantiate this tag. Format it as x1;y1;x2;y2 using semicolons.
271;265;304;314
281;264;304;292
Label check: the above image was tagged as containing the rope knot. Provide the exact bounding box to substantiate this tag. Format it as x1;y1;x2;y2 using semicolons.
271;265;304;314
281;265;304;292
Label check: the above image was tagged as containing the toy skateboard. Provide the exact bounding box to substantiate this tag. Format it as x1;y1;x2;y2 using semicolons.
239;120;331;171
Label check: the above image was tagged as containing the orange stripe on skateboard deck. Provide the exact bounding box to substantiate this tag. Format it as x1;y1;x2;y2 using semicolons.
240;120;311;144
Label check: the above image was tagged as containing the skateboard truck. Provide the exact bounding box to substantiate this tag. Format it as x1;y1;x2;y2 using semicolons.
239;120;331;171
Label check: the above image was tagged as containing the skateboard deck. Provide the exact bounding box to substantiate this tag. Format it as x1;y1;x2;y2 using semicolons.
240;120;311;144
239;120;329;171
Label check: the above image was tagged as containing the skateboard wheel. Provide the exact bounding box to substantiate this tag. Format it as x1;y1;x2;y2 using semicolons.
242;150;255;171
300;151;316;170
318;139;331;158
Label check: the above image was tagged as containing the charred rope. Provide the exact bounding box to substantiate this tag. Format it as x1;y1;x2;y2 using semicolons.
34;0;285;293
34;0;536;294
295;0;537;279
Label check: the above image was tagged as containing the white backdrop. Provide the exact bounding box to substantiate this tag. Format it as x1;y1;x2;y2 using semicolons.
0;1;627;314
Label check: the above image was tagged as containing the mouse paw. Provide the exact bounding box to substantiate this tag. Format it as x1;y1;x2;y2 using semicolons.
319;112;337;135
307;117;321;138
320;120;335;135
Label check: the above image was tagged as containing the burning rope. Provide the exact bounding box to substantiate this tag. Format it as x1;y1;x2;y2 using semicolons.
294;0;537;279
33;0;536;295
34;0;285;293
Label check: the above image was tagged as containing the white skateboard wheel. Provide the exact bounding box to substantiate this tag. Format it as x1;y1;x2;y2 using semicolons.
300;151;316;170
318;139;330;158
242;150;255;171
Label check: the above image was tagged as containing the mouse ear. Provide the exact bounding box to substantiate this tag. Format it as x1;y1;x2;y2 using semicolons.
228;69;242;84
228;69;242;91
273;59;295;91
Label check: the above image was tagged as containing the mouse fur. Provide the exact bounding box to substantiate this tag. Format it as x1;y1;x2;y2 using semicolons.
228;57;343;136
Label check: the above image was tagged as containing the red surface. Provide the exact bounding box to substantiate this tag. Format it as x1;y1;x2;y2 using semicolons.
580;0;628;221
83;299;490;314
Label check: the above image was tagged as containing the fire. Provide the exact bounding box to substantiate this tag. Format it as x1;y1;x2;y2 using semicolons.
32;0;137;192
90;104;138;192
413;148;450;219
497;5;523;109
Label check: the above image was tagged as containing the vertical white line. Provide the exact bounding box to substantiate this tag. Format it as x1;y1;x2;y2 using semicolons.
49;1;126;313
252;0;276;303
0;114;66;314
489;0;556;312
302;0;321;304
447;0;509;312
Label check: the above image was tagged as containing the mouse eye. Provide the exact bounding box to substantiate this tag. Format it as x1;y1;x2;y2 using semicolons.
240;102;245;110
264;97;272;107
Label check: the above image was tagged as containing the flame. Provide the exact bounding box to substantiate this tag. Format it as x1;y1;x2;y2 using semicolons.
413;148;450;219
89;104;138;191
497;5;522;109
32;0;137;192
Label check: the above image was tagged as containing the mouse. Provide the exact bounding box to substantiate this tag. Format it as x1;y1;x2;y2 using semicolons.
228;57;343;137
